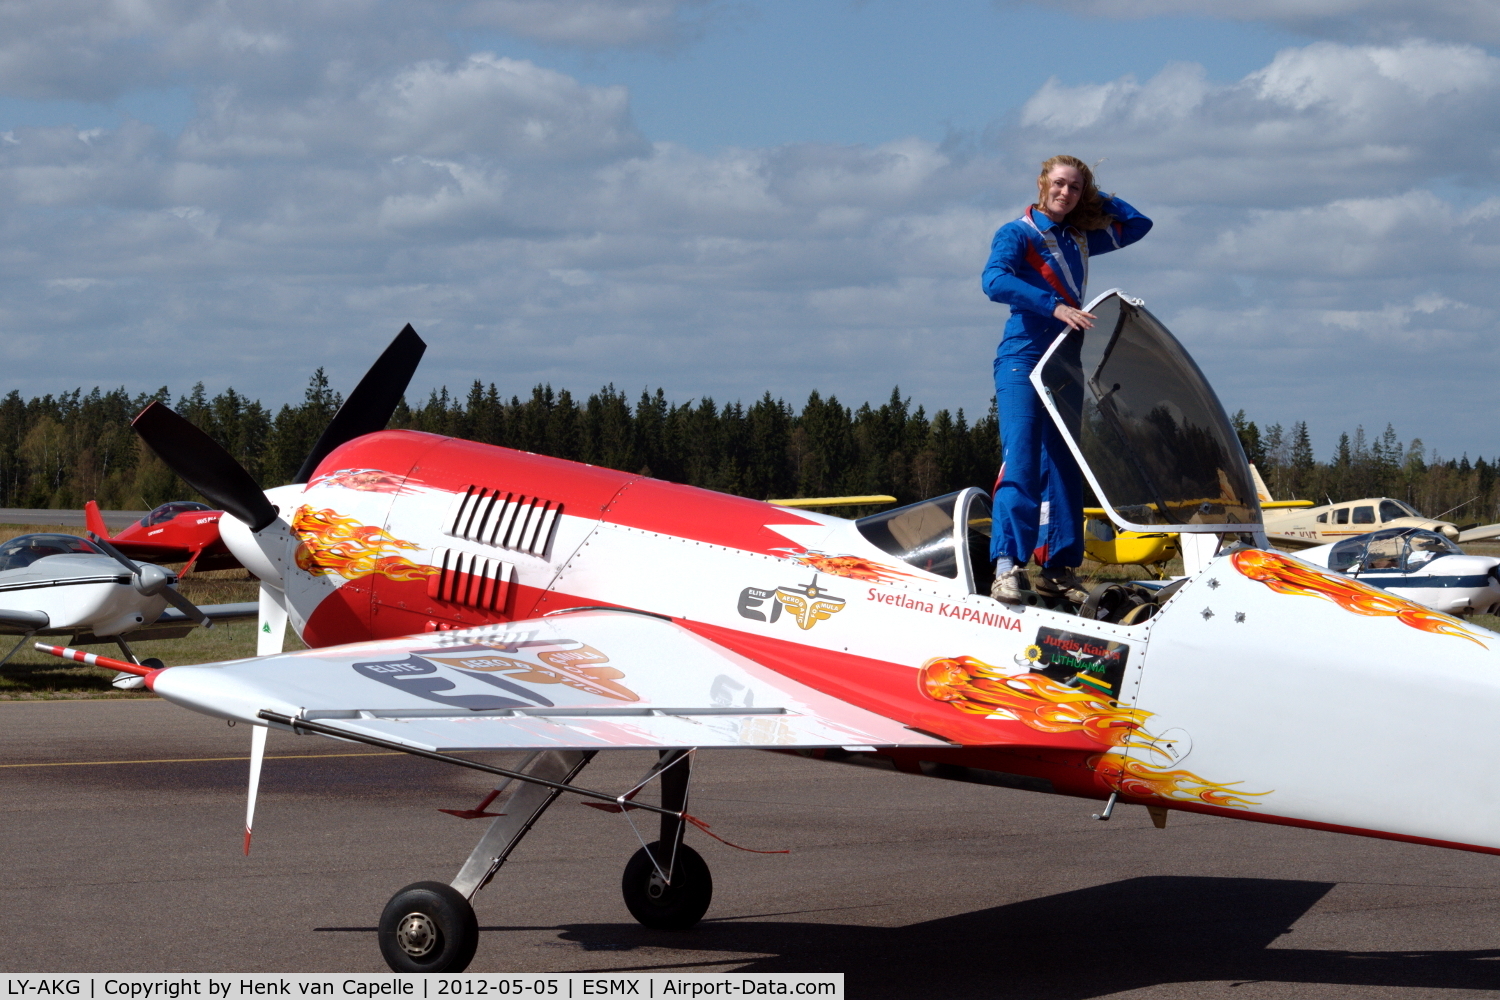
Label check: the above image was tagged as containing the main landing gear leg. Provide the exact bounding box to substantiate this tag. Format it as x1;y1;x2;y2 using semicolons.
377;750;596;973
621;749;713;930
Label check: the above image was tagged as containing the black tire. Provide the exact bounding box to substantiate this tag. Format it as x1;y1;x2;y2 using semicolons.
140;658;166;669
378;881;479;972
621;841;713;930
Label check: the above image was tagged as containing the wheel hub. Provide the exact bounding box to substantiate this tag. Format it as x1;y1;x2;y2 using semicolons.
647;872;668;900
395;912;438;958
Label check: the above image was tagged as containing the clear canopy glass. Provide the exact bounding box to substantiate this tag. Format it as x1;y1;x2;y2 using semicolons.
141;500;213;527
1033;291;1260;530
856;488;993;593
0;533;104;572
1327;527;1461;575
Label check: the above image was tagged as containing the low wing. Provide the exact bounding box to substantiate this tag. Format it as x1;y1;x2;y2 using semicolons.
25;602;262;643
1459;524;1500;544
151;609;949;753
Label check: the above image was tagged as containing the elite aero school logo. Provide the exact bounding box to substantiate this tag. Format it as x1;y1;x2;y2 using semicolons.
737;576;845;630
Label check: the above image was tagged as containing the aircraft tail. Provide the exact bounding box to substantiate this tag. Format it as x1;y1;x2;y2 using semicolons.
83;500;113;540
1248;464;1273;503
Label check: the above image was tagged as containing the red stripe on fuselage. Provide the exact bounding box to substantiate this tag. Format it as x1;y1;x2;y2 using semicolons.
312;431;822;558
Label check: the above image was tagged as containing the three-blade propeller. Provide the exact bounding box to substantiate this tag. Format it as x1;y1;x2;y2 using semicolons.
130;324;426;530
293;324;426;484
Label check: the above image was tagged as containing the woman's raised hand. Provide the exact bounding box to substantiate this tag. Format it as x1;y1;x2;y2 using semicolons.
1053;304;1096;331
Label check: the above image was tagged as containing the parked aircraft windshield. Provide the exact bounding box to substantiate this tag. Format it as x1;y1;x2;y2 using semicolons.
0;533;104;572
1327;527;1461;574
141;501;213;527
1035;292;1259;528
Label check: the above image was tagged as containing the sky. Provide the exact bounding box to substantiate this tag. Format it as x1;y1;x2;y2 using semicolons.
1;0;1499;461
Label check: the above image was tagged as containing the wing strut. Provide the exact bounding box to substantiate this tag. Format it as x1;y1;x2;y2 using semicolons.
257;710;686;819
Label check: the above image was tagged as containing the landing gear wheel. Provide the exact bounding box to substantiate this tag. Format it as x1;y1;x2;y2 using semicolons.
621;841;713;930
378;881;478;972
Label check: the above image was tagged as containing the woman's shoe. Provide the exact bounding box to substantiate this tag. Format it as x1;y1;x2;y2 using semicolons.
1035;567;1089;604
990;566;1031;604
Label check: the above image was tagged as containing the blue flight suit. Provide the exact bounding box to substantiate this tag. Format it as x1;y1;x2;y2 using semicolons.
982;197;1152;568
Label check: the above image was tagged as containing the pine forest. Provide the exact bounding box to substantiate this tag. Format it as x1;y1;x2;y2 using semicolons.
1;374;1496;529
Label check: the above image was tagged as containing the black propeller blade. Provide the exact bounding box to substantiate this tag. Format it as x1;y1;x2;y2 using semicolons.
91;534;210;627
132;324;425;530
293;324;426;484
132;402;280;531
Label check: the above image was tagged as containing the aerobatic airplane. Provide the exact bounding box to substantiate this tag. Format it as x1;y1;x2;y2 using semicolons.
45;297;1500;973
85;499;239;575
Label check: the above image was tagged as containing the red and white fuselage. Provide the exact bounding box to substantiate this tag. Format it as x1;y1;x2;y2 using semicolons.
168;428;1500;860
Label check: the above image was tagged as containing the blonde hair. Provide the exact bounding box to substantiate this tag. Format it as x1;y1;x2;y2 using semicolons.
1035;155;1111;231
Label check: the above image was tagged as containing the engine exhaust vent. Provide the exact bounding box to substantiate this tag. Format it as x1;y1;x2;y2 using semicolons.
427;547;515;611
445;486;562;557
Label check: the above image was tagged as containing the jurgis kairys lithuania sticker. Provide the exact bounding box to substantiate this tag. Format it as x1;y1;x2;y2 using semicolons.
1025;627;1130;699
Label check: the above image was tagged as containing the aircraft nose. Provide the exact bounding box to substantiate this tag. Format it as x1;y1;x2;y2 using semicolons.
1441;523;1460;540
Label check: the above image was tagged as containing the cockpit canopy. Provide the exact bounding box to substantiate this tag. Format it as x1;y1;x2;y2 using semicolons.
1034;290;1259;532
0;533;104;572
140;500;214;528
856;487;993;594
1327;527;1461;575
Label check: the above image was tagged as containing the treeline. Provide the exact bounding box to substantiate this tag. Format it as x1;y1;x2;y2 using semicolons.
1;374;1494;529
0;375;1000;512
1235;413;1500;528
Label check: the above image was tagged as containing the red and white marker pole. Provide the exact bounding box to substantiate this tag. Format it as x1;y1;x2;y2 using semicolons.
33;643;164;686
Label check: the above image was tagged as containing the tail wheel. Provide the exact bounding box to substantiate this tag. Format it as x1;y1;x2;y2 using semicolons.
621;841;713;930
378;881;478;972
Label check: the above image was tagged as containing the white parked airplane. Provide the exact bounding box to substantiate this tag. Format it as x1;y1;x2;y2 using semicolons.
1295;527;1500;617
0;530;252;674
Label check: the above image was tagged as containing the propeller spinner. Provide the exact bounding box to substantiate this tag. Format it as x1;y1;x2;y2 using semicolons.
129;324;428;653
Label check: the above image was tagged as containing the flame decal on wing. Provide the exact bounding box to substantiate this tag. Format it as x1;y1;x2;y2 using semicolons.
919;655;1269;809
1232;549;1487;647
783;550;914;584
292;505;437;582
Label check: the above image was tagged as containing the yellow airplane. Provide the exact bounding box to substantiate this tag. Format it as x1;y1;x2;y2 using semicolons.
1080;512;1179;577
1079;466;1317;575
766;495;897;508
1248;466;1500;548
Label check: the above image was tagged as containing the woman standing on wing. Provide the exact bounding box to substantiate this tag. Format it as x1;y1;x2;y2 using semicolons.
982;155;1152;604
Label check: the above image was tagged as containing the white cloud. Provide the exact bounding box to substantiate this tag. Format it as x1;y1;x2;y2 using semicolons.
2;35;1500;457
0;1;727;104
460;0;725;48
1008;41;1500;209
177;55;646;163
999;0;1500;45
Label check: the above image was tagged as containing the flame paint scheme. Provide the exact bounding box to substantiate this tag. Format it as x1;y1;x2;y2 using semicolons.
160;397;1500;855
96;297;1500;971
